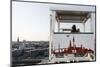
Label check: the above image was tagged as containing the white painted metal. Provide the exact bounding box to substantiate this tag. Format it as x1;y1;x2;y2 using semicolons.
50;5;95;12
90;13;95;34
49;11;56;61
49;4;95;63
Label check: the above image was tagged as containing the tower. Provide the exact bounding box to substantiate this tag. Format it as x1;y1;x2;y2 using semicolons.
73;36;75;47
58;43;60;53
81;44;83;49
69;40;72;48
17;37;19;43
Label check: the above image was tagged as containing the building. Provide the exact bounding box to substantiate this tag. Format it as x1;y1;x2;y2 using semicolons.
50;37;95;63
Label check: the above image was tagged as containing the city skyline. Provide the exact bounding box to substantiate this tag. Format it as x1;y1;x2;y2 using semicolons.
12;2;92;41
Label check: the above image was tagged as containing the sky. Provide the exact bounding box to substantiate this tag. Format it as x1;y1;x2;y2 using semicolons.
12;2;51;41
12;1;95;50
12;1;93;41
53;34;95;50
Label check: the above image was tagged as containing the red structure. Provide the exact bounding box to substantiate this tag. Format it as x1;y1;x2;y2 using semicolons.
52;36;94;57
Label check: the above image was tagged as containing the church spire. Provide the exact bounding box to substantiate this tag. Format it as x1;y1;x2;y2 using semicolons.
58;43;60;53
73;36;75;47
17;37;19;43
69;40;72;48
73;36;75;43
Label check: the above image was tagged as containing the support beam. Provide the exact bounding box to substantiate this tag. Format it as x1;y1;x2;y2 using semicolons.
90;13;95;33
49;11;56;61
58;22;60;32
